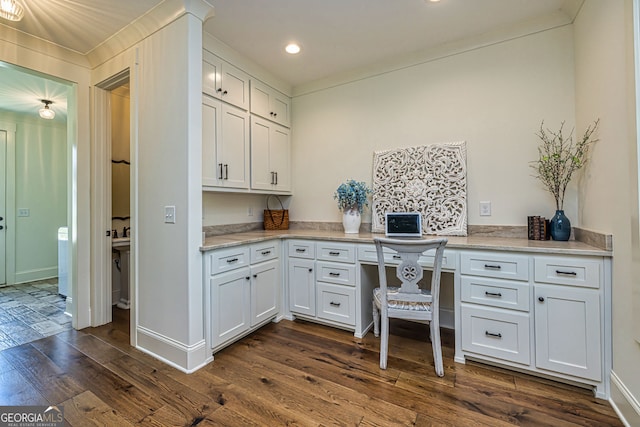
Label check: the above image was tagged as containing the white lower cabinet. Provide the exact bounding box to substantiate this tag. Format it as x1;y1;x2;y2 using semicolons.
287;240;357;329
459;250;609;397
207;241;280;352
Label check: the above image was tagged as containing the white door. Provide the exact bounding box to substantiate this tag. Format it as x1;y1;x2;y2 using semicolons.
0;130;5;284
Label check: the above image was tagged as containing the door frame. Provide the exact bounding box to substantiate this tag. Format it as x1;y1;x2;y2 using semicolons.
0;122;16;286
93;69;136;344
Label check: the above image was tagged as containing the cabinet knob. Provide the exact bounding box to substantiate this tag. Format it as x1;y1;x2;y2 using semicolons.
308;268;313;272
253;274;258;278
245;276;250;280
217;88;222;93
538;296;545;302
223;90;228;95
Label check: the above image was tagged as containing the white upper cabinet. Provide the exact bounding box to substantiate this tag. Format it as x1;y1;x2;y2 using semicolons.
202;95;250;190
250;79;291;127
250;116;291;193
203;50;250;110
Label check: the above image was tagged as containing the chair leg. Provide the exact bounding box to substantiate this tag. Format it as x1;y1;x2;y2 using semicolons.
430;319;444;377
380;315;389;370
372;301;380;337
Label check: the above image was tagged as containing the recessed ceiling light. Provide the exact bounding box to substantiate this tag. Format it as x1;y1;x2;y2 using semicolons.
285;43;301;54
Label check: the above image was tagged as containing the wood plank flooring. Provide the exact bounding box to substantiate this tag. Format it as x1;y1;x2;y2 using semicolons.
0;309;623;426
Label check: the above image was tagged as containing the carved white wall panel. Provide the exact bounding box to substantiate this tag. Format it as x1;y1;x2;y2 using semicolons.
372;142;467;236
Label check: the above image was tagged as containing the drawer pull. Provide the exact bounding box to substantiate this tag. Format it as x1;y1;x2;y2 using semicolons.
485;331;502;338
484;264;502;270
485;291;502;298
392;255;401;260
226;258;239;263
261;250;271;255
329;251;340;256
296;248;306;253
330;301;341;307
555;270;577;276
329;272;341;277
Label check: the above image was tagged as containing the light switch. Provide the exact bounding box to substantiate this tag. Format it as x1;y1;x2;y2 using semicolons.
164;206;176;224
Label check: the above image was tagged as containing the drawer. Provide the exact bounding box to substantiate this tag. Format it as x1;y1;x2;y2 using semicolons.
209;246;250;275
316;282;356;326
251;240;279;264
461;304;530;365
358;244;457;270
534;256;601;289
317;242;356;263
316;261;356;286
461;251;529;281
288;240;315;259
461;276;529;312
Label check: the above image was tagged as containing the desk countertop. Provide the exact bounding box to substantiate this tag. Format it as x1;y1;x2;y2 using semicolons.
201;229;612;257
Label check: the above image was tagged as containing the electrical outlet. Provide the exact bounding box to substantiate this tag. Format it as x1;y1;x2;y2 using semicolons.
479;201;491;216
18;208;30;217
164;206;176;224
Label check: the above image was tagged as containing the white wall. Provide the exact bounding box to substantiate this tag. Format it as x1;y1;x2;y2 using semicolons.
574;1;640;424
133;13;206;369
0;111;67;283
13;113;67;282
290;27;576;228
202;192;277;226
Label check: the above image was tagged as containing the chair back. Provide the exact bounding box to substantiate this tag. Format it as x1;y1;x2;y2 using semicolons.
374;237;448;311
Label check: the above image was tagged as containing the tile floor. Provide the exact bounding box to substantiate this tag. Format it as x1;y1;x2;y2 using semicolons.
0;279;72;351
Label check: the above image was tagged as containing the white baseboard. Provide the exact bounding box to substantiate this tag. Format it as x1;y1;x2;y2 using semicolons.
14;267;58;284
136;326;208;373
610;370;640;427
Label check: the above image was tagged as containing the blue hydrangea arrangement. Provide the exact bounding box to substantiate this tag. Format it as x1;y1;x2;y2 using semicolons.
334;179;372;214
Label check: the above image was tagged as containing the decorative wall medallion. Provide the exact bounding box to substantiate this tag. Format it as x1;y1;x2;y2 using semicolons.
372;141;467;236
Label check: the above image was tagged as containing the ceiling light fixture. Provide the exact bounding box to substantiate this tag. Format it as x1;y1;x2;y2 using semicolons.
39;100;55;120
285;43;301;54
0;0;24;22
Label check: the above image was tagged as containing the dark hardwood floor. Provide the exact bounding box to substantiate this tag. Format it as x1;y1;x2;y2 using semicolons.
0;308;623;426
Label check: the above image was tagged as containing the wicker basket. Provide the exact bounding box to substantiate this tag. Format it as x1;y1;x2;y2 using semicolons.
264;195;289;230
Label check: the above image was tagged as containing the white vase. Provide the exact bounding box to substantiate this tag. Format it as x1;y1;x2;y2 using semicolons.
342;208;361;234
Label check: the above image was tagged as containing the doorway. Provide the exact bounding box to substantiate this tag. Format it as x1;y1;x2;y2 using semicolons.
94;70;134;344
0;62;76;348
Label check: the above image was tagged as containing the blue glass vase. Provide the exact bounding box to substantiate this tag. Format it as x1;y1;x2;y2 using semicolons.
550;210;571;241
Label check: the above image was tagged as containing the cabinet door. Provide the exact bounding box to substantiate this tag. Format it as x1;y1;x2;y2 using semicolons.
250;116;291;192
250;116;273;190
251;259;280;326
270;91;291;128
202;96;222;187
211;268;251;348
269;124;290;191
203;51;220;98
534;284;601;381
219;104;250;189
220;62;249;110
288;258;315;316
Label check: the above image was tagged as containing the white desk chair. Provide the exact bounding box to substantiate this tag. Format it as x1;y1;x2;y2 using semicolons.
372;236;448;376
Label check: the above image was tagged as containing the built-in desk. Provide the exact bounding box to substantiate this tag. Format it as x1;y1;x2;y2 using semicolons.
201;230;612;398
